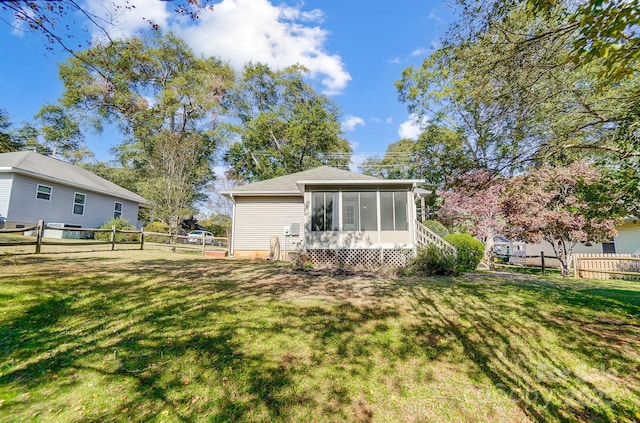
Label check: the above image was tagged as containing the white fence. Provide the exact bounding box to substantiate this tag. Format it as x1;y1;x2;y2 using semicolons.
574;254;640;280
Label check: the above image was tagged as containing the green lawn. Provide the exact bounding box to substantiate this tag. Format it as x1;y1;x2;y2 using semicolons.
0;251;638;422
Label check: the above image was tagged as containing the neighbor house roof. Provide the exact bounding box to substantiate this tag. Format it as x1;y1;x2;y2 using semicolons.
221;166;424;197
0;151;149;205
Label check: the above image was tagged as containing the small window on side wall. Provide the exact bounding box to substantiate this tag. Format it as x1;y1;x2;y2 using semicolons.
36;184;52;201
73;193;86;215
114;202;123;218
602;240;616;254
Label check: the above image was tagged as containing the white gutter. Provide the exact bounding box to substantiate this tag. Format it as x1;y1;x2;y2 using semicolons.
220;190;301;197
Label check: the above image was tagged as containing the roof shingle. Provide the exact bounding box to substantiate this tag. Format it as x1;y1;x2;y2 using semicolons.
0;151;148;204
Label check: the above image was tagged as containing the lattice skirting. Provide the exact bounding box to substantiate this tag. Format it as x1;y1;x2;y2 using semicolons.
306;248;415;267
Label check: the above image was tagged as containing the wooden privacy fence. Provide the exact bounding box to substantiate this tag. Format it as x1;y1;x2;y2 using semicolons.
574;253;640;280
0;220;228;256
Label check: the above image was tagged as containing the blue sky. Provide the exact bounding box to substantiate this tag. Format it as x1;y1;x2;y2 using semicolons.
0;0;454;169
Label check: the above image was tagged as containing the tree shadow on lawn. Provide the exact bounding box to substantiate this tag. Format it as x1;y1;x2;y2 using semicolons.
1;257;639;422
0;258;422;422
399;274;640;423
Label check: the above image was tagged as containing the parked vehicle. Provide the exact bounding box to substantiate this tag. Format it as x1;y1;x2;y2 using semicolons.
186;230;216;245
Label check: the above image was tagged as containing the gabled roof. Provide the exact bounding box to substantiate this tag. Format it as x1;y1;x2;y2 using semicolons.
0;151;149;205
221;166;424;197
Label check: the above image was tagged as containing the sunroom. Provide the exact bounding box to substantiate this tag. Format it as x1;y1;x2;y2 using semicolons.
221;166;424;266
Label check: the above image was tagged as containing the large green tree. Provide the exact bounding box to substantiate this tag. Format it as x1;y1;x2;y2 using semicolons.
360;124;472;189
34;105;84;160
0;109;20;153
224;63;351;182
59;32;234;232
397;0;639;213
359;138;417;179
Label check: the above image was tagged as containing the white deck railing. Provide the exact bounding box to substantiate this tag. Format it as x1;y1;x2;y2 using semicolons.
415;220;457;256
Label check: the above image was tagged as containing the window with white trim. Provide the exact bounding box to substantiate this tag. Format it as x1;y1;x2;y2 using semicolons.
73;193;86;215
114;202;123;218
36;184;52;201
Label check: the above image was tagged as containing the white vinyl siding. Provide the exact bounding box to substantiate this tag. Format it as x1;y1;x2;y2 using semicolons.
0;173;12;221
233;196;304;253
5;174;140;228
615;221;640;254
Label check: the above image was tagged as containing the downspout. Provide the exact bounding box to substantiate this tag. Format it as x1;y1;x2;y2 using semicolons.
230;193;236;257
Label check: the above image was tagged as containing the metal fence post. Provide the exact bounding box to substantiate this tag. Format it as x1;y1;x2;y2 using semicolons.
140;227;145;250
540;251;545;276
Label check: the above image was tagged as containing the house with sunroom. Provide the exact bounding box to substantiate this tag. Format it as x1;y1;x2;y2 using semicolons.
0;151;150;234
221;166;449;266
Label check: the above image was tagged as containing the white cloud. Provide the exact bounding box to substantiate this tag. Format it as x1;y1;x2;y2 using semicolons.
85;0;350;95
398;115;427;140
411;47;427;57
429;11;445;25
173;0;350;95
86;0;169;42
342;115;365;132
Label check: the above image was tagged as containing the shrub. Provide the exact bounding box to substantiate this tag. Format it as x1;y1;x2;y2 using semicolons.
143;221;170;243
444;233;484;271
407;244;456;276
95;217;138;242
423;220;450;238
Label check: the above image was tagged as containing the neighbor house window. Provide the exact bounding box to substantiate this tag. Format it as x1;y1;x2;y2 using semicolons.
381;191;408;231
602;240;616;254
114;202;123;219
36;184;52;201
312;192;338;231
73;193;86;215
342;192;377;231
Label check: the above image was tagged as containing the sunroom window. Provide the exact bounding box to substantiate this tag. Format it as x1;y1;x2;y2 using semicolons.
312;192;338;231
381;191;408;231
343;192;377;231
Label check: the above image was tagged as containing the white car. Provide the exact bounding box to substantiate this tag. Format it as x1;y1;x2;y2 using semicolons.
186;230;216;245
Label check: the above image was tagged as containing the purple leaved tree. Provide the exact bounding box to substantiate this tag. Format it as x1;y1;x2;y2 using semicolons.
501;163;617;277
438;170;506;264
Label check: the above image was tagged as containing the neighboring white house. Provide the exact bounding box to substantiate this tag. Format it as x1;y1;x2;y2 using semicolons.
221;166;425;266
511;218;640;267
0;151;150;231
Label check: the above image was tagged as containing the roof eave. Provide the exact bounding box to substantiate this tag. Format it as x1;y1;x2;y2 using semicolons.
220;190;302;198
296;179;425;191
2;167;150;205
